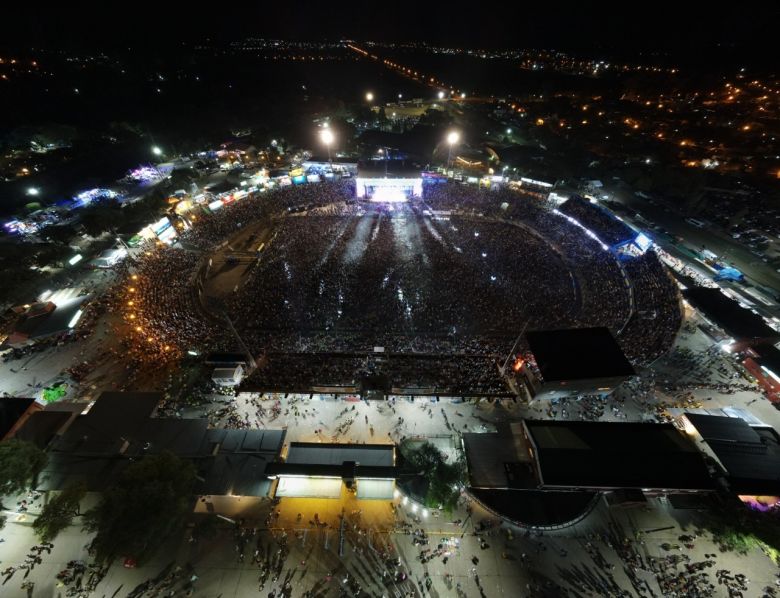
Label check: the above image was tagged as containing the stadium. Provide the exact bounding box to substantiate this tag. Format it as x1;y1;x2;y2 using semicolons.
122;177;682;399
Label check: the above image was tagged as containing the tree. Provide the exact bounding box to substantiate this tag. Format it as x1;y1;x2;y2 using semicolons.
168;168;195;191
703;502;780;564
40;225;77;245
0;439;47;497
84;452;196;564
33;481;86;542
403;442;466;511
79;204;121;237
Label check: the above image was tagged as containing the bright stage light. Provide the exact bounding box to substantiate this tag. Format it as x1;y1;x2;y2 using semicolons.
369;187;408;203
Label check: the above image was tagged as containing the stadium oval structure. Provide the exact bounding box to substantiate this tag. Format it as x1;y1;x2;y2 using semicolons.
123;179;682;398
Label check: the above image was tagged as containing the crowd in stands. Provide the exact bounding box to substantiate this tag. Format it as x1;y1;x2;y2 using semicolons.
558;195;636;247
115;180;683;392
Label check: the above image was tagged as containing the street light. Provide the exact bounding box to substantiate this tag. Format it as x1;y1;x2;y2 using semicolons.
437;90;445;100
365;91;374;103
446;131;460;171
320;129;334;167
152;146;163;156
26;187;39;196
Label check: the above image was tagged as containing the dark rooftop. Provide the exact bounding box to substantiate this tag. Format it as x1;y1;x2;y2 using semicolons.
13;410;73;448
462;423;536;489
285;442;394;467
752;344;780;377
29;391;286;496
526;327;636;383
524;420;713;490
266;442;398;479
684;413;780;495
0;397;36;439
683;287;779;342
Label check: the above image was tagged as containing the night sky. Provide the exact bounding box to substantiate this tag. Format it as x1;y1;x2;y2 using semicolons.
2;2;776;60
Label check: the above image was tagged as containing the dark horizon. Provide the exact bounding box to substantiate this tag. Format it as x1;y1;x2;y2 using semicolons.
2;3;778;62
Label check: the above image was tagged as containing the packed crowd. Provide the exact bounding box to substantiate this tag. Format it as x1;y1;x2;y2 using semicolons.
117;245;225;363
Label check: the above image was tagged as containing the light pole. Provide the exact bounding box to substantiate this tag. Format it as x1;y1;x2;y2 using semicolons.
320;129;334;169
446;131;460;171
378;147;389;177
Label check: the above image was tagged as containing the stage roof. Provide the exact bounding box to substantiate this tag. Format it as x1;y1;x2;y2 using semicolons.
526;327;635;382
683;287;779;341
524;420;713;490
357;160;422;179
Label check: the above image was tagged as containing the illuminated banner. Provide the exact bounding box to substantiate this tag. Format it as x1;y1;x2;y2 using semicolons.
151;217;171;236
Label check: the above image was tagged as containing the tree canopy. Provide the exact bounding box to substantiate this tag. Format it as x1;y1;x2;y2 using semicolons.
0;439;47;497
403;442;465;511
33;480;86;542
84;452;196;564
704;502;780;565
